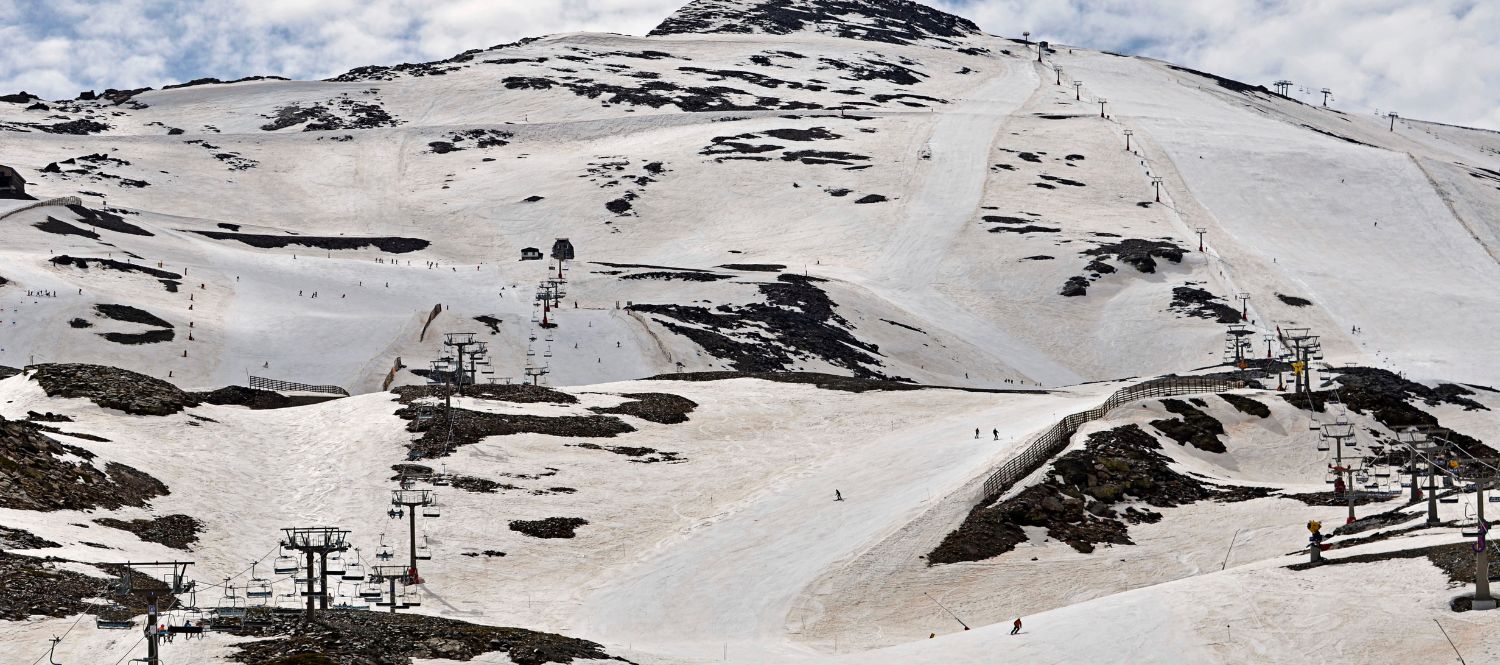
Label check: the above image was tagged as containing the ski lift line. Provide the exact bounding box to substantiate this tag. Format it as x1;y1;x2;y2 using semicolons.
26;609;88;665
190;545;282;591
108;634;148;665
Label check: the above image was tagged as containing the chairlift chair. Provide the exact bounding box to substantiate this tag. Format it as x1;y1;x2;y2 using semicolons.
1440;497;1460;504
422;499;441;518
273;554;298;575
403;588;423;607
360;583;384;600
94;601;135;629
246;579;272;601
343;551;366;581
417;535;433;561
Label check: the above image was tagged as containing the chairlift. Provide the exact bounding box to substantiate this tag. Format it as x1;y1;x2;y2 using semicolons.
94;601;135;629
246;562;272;599
423;498;441;518
216;584;247;618
325;556;346;577
417;535;433;561
246;579;272;600
388;507;405;519
402;588;423;607
273;554;298;575
360;582;384;600
1440;497;1460;504
343;550;366;581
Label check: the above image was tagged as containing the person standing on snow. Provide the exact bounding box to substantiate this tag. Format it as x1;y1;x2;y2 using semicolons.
975;428;980;439
834;490;843;502
993;428;999;440
1011;617;1022;635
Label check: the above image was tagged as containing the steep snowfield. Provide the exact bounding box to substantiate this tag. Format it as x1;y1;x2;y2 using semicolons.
7;0;1500;663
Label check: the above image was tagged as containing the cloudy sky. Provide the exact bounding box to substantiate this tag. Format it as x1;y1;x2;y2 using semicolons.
2;0;1496;129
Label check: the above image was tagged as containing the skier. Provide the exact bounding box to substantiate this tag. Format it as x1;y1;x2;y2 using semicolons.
834;490;844;502
993;428;999;440
975;428;980;439
1011;618;1022;635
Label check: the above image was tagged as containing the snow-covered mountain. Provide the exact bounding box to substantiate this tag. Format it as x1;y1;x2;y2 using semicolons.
5;1;1500;663
4;0;1497;393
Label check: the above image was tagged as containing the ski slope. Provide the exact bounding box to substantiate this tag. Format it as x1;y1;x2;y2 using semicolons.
7;0;1500;663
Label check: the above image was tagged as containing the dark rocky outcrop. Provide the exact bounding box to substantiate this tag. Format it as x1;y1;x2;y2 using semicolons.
393;383;577;405
651;0;981;47
1150;399;1227;453
928;424;1269;564
629;275;892;379
94;515;202;550
95;304;173;328
509;517;588;539
0;525;60;550
192;385;341;409
1219;393;1271;418
570;442;685;464
48;255;182;291
187;230;429;254
1169;285;1242;323
395;405;633;459
1083;238;1185;274
589;393;698;424
0;552;178;621
0;416;168;511
224;610;623;665
27;363;198;415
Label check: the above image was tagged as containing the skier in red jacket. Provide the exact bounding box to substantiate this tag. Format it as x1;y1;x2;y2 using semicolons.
1011;617;1022;635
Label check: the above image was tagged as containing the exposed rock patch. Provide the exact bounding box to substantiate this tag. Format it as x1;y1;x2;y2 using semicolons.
1;416;169;511
94;515;202;550
1150;399;1227;453
394;383;577;405
629;274;891;379
569;442;685;464
1219;393;1271;418
928;424;1269;564
224;610;623;665
588;393;698;424
395;406;633;459
187;230;429;254
28;363;197;415
509;517;589;539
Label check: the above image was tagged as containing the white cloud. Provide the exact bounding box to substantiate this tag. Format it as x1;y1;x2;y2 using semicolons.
938;0;1500;130
0;0;1494;129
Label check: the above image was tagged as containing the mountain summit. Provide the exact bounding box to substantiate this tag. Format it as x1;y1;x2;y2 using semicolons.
650;0;982;46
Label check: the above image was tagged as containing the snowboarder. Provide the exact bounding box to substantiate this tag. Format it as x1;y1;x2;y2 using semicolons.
1011;618;1022;635
975;428;980;439
834;490;843;501
993;428;999;440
